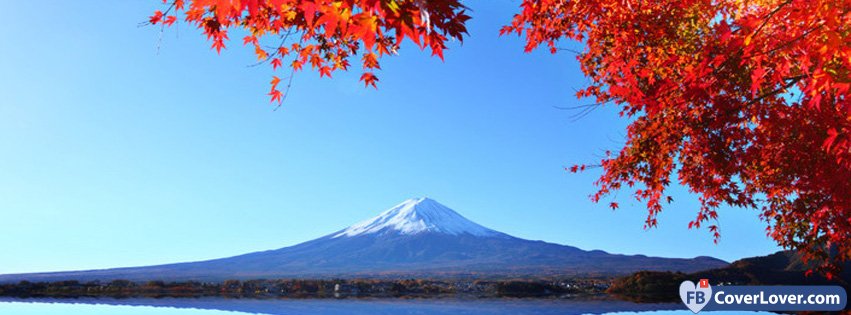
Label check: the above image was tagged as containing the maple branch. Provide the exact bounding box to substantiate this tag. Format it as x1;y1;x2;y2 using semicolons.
138;1;177;27
555;101;609;121
556;47;582;55
752;0;795;38
707;21;823;85
553;102;606;110
248;28;296;68
749;23;825;59
274;64;298;110
140;1;180;55
746;75;805;106
707;2;824;80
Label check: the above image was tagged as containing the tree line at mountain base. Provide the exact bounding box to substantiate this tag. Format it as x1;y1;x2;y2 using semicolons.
607;251;851;302
0;278;609;299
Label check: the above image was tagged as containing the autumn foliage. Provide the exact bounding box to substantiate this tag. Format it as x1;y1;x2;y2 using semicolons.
149;0;469;102
504;0;851;274
150;0;851;274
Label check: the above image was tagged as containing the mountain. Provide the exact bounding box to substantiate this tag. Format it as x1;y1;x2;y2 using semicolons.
0;198;727;283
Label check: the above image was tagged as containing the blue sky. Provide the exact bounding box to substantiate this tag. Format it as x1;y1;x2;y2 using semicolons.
0;1;780;274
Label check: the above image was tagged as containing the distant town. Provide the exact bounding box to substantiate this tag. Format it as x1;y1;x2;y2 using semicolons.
0;278;610;299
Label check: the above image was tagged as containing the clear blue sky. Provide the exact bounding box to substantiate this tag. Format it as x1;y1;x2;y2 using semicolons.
0;1;780;274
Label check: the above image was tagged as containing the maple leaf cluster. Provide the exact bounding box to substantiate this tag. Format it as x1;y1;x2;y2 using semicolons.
149;0;470;103
504;0;851;275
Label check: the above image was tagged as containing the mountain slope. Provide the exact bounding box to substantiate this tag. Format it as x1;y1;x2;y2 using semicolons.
0;198;728;282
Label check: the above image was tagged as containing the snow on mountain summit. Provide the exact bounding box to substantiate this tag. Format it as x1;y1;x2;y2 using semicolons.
333;197;502;238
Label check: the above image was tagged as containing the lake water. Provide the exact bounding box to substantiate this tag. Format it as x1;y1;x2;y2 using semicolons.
0;298;770;314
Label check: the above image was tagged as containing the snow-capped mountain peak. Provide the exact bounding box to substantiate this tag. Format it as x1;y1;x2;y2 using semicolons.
0;197;731;282
333;197;501;238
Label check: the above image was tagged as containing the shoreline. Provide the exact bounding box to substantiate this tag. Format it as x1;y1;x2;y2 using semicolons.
0;296;686;314
0;278;612;300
